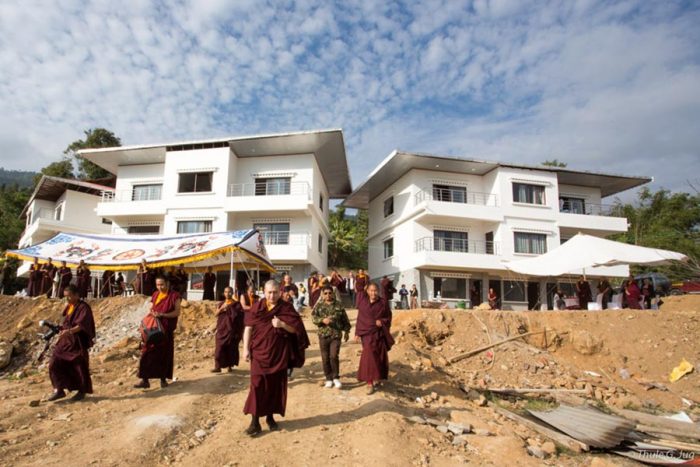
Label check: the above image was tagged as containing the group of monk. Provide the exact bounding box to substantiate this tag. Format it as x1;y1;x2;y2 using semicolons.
26;258;91;299
44;272;394;437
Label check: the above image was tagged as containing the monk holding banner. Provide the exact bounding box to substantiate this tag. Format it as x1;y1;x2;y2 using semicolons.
212;286;244;373
243;280;309;436
355;282;394;395
134;276;181;389
47;285;96;402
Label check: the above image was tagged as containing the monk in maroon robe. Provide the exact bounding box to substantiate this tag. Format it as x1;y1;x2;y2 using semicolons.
576;276;593;309
47;285;96;402
355;269;369;295
308;273;321;308
134;277;181;389
76;261;91;299
243;280;309;436
212;286;244;372
41;259;57;297
625;277;642;309
28;259;42;297
356;282;393;395
202;267;217;300
57;262;73;298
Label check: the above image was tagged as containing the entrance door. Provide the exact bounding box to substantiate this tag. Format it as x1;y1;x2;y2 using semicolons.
485;232;494;254
470;279;482;307
527;282;540;310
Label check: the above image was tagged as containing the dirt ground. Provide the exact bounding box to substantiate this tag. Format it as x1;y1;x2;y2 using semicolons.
0;294;698;466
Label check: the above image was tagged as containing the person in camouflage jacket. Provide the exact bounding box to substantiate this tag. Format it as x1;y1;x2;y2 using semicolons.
312;285;351;388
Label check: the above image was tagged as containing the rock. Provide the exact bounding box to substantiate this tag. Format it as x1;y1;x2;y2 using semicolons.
447;423;465;435
540;441;557;456
526;446;546;459
46;440;59;447
452;435;468;446
571;330;604;355
425;418;442;426
0;341;13;369
407;416;427;424
477;395;488;407
28;400;40;407
472;429;492;436
14;370;26;379
194;429;207;439
436;425;449;434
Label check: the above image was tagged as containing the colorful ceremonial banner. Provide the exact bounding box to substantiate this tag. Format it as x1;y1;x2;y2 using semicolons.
6;230;275;272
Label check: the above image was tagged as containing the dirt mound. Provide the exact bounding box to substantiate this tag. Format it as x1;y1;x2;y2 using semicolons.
660;294;700;312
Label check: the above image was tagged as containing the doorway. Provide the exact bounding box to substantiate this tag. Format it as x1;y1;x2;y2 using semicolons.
527;282;540;310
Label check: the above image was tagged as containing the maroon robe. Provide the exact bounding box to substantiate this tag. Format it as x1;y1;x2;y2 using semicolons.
243;299;309;417
138;290;180;380
49;301;96;393
202;272;217;301
76;266;91;299
57;267;73;298
309;277;321;308
355;274;369;294
101;270;114;297
576;280;592;308
28;265;42;297
356;291;393;383
214;300;245;368
626;282;642;309
380;277;396;302
42;264;57;296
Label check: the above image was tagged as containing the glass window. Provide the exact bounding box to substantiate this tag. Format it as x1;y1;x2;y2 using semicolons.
128;225;160;235
514;232;547;254
432;184;466;203
319;193;324;212
178;172;213;193
503;281;526;302
254;223;290;245
434;230;468;252
254;177;291;196
132;184;162;201
176;221;212;234
54;204;63;221
433;277;467;299
512;183;545;205
383;238;393;259
559;197;585;214
383;196;394;217
101;218;113;225
318;234;323;253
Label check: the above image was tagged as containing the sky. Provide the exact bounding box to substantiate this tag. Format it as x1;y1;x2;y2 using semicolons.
0;0;698;200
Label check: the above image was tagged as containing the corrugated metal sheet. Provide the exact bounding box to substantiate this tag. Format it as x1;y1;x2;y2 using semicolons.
529;405;636;448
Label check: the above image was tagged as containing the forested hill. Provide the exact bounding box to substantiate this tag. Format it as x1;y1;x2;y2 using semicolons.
0;168;37;188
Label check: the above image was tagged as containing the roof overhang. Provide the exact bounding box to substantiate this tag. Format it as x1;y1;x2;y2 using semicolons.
78;129;352;198
343;151;651;209
20;176;115;217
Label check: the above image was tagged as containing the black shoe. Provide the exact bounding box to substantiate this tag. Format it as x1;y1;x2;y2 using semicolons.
227;367;234;373
160;379;168;388
70;391;85;402
266;415;279;431
47;390;66;402
211;368;222;373
133;379;150;389
245;422;262;436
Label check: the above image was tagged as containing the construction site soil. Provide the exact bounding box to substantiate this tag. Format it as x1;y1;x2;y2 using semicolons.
0;294;698;466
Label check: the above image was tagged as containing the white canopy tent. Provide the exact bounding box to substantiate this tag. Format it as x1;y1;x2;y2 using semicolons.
504;233;687;277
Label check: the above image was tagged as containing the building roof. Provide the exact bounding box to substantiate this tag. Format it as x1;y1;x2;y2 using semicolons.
77;129;352;198
343;151;651;208
20;176;115;217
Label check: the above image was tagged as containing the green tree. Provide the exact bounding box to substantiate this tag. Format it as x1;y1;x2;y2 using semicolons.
328;207;368;269
0;184;31;251
610;187;700;279
541;159;567;167
64;128;121;179
32;158;74;185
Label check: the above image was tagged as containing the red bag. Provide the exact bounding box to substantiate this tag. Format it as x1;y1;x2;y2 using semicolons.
140;314;165;345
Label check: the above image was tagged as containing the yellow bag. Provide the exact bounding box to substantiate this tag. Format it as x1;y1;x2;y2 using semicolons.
669;359;694;383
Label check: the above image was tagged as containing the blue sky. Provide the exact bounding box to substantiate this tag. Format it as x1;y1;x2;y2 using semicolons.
0;0;698;198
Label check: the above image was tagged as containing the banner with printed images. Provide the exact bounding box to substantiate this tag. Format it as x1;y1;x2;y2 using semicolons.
6;229;274;272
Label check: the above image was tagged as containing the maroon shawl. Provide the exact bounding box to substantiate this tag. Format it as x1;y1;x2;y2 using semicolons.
355;274;369;293
245;299;309;375
150;290;181;332
53;301;96;358
355;291;394;349
215;300;244;367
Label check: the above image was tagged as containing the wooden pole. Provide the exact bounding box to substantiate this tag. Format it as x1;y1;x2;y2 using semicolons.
449;330;567;363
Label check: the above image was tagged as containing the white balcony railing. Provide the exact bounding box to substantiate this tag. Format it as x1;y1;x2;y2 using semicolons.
28;208;56;223
101;188;161;203
559;200;619;217
415;188;498;206
260;231;311;247
227;181;310;198
414;237;500;255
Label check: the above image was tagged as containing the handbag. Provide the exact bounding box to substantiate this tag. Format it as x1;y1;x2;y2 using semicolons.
140;314;165;345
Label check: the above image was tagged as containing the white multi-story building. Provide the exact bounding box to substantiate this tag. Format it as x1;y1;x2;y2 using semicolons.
344;151;650;310
79;129;351;294
19;176;114;249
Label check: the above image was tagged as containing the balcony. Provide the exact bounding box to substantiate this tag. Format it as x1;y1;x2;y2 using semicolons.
19;209;59;247
97;189;166;217
414;188;503;222
224;182;312;213
406;237;505;271
260;231;312;262
558;201;627;232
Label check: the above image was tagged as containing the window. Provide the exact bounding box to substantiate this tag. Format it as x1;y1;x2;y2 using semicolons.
383;238;394;259
177;221;212;234
514;232;547;254
512;183;545;205
254;223;290;245
503;281;526;302
559;196;585;214
128;225;160;235
319;193;324;212
178;172;213;193
433;184;466;203
434;230;468;252
255;177;290;196
383;196;394;217
318;234;323;253
54;204;63;221
485;232;494;255
433;277;467;299
102;218;113;225
132;184;162;201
